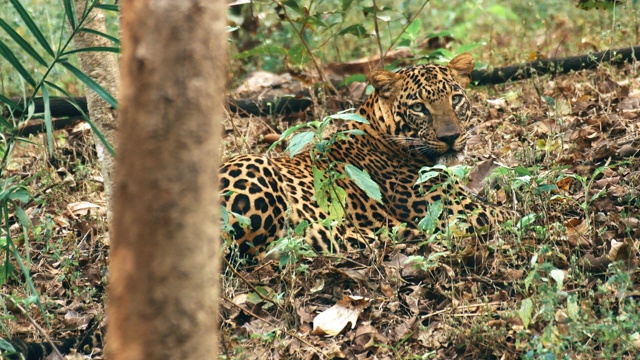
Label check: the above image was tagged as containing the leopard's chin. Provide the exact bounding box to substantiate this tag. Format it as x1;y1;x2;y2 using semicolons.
436;150;465;166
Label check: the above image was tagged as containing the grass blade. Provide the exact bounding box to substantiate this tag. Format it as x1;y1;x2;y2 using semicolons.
0;18;47;67
58;61;118;108
41;86;54;154
44;81;116;157
0;41;36;87
8;0;54;57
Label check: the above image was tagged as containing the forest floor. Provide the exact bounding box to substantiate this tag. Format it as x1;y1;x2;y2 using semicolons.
2;59;640;360
217;61;640;360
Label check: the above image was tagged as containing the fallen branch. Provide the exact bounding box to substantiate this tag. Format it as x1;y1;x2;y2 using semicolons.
2;46;638;128
470;45;640;85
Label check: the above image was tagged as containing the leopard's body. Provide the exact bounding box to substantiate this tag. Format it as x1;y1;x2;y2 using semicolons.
221;54;513;259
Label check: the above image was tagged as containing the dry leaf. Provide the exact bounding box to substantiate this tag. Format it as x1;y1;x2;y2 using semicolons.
564;219;591;247
312;295;371;337
67;201;101;218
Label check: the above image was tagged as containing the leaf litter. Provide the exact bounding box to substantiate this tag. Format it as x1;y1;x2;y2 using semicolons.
2;42;640;360
221;61;640;359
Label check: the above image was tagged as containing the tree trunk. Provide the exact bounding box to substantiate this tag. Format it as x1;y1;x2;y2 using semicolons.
108;1;225;359
70;1;119;224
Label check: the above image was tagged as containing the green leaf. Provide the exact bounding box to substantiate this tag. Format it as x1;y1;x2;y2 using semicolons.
62;46;120;56
457;43;483;54
337;24;369;38
14;206;30;228
286;131;314;157
341;73;367;86
567;295;579;318
328;186;346;221
344;164;383;203
9;0;54;56
267;123;308;152
79;28;121;45
519;298;534;328
341;0;354;11
8;189;29;204
403;19;422;39
59;61;118;108
288;44;310;66
294;220;309;236
0;18;47;66
42;86;54;154
231;211;251;228
536;184;557;193
63;0;76;29
44;80;116;157
427;30;452;38
524;268;536;292
0;337;16;352
0;94;21;112
415;170;440;185
0;41;36;86
95;4;119;12
329;112;369;123
513;166;532;176
517;213;537;231
418;200;443;234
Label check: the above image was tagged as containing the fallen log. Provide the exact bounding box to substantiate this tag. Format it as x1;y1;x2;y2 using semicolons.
470;45;640;85
2;45;638;128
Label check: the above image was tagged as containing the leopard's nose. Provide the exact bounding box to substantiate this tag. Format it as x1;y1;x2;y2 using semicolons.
437;133;460;146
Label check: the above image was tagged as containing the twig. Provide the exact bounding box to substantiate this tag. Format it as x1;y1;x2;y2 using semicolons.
222;296;327;358
385;0;431;57
421;301;506;320
370;0;385;68
3;295;64;359
223;257;284;312
272;0;339;96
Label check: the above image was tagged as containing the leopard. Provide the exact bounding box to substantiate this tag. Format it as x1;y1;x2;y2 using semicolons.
220;53;515;260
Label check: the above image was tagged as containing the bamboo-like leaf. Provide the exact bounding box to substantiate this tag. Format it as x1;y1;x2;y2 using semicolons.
41;86;54;154
79;28;121;45
95;4;119;12
62;46;120;56
9;0;54;57
44;81;116;157
0;41;36;87
0;18;47;67
0;94;21;112
63;0;76;29
58;61;118;108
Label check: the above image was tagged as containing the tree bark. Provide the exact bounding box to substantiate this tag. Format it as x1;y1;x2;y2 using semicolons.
71;1;119;223
108;1;225;359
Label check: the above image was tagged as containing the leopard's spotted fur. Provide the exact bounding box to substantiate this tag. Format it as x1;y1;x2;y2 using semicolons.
221;53;514;259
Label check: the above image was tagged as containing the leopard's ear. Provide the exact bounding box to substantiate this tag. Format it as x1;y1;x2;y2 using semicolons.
447;53;475;87
368;69;402;99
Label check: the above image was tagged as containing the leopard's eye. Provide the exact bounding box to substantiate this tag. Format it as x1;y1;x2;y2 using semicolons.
452;95;464;105
410;103;425;112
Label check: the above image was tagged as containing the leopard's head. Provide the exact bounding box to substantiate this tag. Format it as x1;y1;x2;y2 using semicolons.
363;53;475;165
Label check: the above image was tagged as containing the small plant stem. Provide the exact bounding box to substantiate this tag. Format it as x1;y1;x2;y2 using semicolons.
271;0;339;96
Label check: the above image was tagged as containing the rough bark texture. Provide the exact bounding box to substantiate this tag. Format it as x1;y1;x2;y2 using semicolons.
108;1;225;359
71;1;119;223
